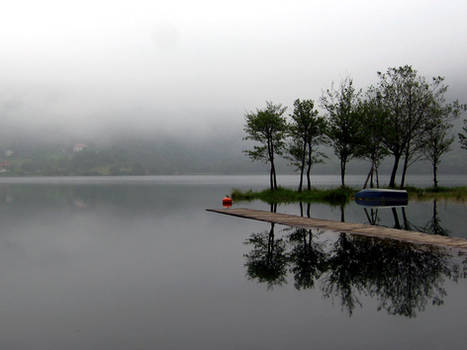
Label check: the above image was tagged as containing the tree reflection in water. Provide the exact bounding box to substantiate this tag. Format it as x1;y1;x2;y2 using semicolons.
363;208;380;226
322;235;452;317
423;199;450;236
244;222;288;289
288;228;326;290
322;233;365;316
244;222;464;317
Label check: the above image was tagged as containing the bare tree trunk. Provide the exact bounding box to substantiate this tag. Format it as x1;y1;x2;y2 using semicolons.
375;166;380;188
269;165;274;191
340;159;346;188
389;154;401;188
306;142;312;190
433;162;439;189
363;164;372;189
271;162;278;190
270;145;278;190
298;142;306;192
298;163;304;192
306;163;312;191
400;152;410;189
268;140;274;191
269;166;274;191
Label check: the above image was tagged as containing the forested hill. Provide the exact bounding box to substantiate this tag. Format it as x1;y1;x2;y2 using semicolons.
0;134;465;176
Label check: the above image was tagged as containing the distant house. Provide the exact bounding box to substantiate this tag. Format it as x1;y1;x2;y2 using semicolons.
73;144;88;152
4;150;13;157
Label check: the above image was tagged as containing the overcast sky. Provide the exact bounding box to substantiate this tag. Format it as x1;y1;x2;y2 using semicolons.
1;0;466;137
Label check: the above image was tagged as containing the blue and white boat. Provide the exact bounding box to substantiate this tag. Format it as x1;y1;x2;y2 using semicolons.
355;188;408;207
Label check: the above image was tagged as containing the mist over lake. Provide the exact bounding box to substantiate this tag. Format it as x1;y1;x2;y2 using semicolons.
1;0;467;348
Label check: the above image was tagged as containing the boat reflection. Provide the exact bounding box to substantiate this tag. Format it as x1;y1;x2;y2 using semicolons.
244;223;465;318
356;197;450;237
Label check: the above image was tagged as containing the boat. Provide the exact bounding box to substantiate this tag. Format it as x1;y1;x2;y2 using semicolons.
355;188;408;207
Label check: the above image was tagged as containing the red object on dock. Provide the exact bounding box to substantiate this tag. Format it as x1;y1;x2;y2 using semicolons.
222;196;233;208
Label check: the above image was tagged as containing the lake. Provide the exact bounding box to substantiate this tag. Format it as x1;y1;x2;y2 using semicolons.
0;175;466;349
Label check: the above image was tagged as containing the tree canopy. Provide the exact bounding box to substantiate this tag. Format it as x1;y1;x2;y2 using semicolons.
459;119;467;150
321;78;362;188
287;99;327;191
243;101;288;190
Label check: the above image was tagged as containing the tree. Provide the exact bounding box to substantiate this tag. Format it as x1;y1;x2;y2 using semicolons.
374;66;462;188
459;118;467;150
420;79;465;189
374;66;435;188
321;78;362;188
355;92;389;188
287;99;327;191
421;122;453;189
243;102;288;190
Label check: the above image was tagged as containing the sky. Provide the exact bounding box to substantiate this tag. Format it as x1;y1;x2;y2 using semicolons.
1;0;466;137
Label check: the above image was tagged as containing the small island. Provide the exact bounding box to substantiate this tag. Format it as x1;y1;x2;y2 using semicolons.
231;186;467;205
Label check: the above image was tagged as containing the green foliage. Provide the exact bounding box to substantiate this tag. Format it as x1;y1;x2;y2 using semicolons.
420;119;453;189
459;118;467;150
232;186;466;205
287;98;327;191
243;101;288;190
231;187;355;205
355;91;390;188
406;186;467;201
373;66;464;188
418;79;465;188
243;101;288;161
321;78;362;187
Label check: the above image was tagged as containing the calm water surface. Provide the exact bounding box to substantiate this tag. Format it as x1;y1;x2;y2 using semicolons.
0;175;466;349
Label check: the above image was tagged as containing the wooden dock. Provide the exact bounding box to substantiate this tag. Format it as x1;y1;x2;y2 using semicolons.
207;208;467;250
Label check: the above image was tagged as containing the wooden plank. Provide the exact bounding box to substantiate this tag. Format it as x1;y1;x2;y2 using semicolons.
207;208;467;250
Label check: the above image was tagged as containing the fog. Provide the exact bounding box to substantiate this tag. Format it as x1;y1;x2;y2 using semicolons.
0;0;466;174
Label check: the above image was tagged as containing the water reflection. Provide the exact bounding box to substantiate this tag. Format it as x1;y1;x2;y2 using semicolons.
423;199;450;236
325;235;452;317
355;199;451;237
288;228;326;290
244;225;466;318
244;223;288;289
0;178;465;348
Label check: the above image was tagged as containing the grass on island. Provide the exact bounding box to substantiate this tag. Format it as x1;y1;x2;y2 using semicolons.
231;186;467;205
405;186;467;201
231;187;356;205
